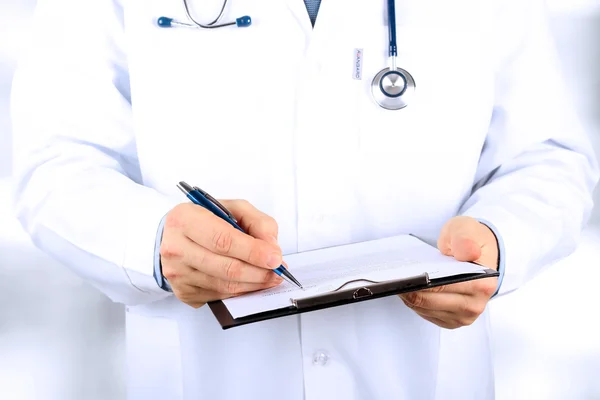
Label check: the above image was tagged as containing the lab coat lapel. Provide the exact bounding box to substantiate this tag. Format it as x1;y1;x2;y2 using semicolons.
284;0;358;39
284;0;313;31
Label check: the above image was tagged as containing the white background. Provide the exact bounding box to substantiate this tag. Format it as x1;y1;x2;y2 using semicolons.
0;1;599;399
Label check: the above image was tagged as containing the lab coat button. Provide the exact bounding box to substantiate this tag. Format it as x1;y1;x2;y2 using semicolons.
312;351;329;366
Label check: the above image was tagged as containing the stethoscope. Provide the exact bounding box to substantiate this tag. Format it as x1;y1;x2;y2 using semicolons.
157;0;252;28
157;0;414;110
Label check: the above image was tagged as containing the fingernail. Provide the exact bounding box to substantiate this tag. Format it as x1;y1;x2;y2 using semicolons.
267;253;282;269
268;235;279;245
270;275;284;284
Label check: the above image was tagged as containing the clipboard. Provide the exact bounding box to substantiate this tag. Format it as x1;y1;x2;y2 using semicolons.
208;267;499;330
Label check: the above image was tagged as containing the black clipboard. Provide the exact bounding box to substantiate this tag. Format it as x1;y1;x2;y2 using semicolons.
208;267;499;330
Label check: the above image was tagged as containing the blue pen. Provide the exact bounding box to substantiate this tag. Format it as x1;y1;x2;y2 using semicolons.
176;181;304;289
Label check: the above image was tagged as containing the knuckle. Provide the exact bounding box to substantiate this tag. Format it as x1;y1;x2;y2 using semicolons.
191;250;207;269
463;299;486;318
473;303;486;316
164;213;181;231
162;266;179;282
413;293;425;308
164;204;189;230
404;292;423;308
226;280;241;296
481;282;496;298
260;269;273;283
215;279;228;294
174;287;207;308
173;288;190;303
401;297;415;309
212;230;233;254
403;293;415;304
430;285;445;293
224;259;243;281
159;239;182;260
457;316;476;327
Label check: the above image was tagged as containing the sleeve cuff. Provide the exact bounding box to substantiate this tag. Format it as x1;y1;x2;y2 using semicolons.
475;218;505;298
121;191;182;297
153;213;173;292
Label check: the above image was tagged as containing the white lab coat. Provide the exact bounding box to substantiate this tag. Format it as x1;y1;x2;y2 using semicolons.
10;0;598;399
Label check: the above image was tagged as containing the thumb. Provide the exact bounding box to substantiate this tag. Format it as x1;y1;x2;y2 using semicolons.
437;216;483;263
222;200;280;247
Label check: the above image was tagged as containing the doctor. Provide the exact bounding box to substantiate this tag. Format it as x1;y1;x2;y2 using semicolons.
10;0;598;398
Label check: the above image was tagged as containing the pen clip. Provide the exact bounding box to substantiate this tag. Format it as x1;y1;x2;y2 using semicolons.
193;186;238;223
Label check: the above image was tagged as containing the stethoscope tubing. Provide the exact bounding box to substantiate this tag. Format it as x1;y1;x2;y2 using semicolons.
387;0;398;58
156;0;414;110
182;0;233;28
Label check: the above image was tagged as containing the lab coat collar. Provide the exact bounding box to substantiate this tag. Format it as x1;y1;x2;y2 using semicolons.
285;0;314;31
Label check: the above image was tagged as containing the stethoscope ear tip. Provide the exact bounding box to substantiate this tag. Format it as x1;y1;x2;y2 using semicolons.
235;16;252;27
157;16;173;28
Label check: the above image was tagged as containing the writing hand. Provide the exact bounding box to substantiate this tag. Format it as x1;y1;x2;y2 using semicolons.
160;200;284;308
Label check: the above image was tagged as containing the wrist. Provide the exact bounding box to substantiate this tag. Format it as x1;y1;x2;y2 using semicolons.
480;222;500;271
153;213;173;292
475;218;505;297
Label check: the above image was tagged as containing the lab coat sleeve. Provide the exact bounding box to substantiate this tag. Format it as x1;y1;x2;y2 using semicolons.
10;0;182;305
153;215;173;292
459;0;599;297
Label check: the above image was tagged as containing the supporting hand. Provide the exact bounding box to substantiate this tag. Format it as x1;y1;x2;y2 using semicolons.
400;216;499;329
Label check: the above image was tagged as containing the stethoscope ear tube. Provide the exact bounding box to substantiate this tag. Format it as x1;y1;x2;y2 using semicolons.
157;15;251;29
157;0;251;29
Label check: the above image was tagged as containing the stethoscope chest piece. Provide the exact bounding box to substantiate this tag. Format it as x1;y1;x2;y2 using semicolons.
371;67;415;110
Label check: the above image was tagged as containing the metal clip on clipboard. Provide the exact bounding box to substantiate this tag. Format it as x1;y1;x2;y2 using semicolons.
290;273;431;310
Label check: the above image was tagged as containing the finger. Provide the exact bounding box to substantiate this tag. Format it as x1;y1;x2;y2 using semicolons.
184;269;283;296
421;280;497;298
451;236;482;262
401;298;455;320
400;291;472;313
408;304;479;329
400;297;476;329
160;229;280;283
400;291;487;322
222;200;279;245
172;285;232;308
419;281;475;296
169;204;282;269
420;314;460;330
437;216;483;262
179;238;280;284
